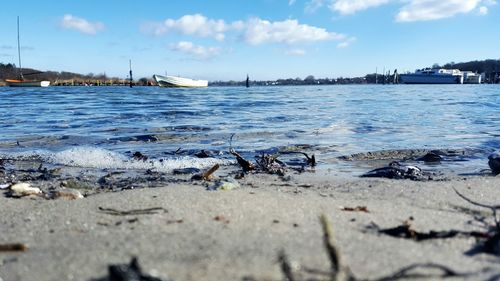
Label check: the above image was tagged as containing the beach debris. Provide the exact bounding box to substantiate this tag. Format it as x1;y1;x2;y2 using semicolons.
8;182;42;198
269;215;475;281
453;188;500;255
229;134;255;172
191;163;220;181
368;218;486;241
230;149;255;172
278;250;297;281
98;206;167;216
214;215;230;224
48;188;84;200
361;161;426;180
488;151;500;175
255;153;286;176
340;206;369;213
91;257;170;281
166;219;184;225
0;243;28;252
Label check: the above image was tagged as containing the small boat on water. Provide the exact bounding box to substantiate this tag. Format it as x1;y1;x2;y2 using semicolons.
6;17;50;88
400;68;464;84
6;79;50;87
153;74;208;88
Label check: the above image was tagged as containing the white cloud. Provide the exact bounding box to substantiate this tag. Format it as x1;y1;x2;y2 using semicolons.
169;41;221;60
337;37;357;48
305;0;325;13
329;0;494;20
143;14;227;41
479;6;489;13
396;0;483;22
144;15;350;56
243;18;345;45
330;0;390;15
60;14;104;35
289;0;296;5
285;48;307;55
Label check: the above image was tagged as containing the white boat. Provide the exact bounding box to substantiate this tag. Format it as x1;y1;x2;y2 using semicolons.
462;71;482;84
153;74;208;88
6;17;50;88
400;68;464;84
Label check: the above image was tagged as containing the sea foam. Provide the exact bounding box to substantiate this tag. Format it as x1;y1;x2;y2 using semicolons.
6;147;233;173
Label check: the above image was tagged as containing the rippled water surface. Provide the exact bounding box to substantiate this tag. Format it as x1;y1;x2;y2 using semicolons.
0;85;498;175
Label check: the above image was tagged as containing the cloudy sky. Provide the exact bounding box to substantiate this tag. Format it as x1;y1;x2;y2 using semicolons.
0;0;498;81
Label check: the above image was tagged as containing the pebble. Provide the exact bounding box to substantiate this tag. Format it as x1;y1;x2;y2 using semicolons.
49;189;84;200
209;179;241;191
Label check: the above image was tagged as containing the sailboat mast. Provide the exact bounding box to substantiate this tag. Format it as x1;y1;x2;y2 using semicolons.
17;16;23;80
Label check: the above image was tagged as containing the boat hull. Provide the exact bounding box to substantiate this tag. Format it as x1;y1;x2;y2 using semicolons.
399;74;463;84
153;75;208;88
6;79;50;87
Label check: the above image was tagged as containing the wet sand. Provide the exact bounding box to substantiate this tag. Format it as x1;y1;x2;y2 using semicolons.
1;172;500;281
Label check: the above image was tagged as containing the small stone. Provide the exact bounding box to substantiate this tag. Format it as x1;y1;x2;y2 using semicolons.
208;179;241;191
49;189;84;200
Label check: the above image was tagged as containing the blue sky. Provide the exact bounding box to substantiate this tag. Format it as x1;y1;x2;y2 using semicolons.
0;0;498;81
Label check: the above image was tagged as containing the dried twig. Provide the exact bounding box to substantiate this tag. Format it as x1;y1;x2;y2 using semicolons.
453;187;500;231
229;134;255;172
278;250;296;281
230;149;255;172
371;263;468;281
202;163;220;180
98;207;166;216
319;214;353;281
0;243;28;252
279;151;316;167
340;206;369;213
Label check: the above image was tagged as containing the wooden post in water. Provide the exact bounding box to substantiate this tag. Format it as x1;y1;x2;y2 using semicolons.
129;59;133;88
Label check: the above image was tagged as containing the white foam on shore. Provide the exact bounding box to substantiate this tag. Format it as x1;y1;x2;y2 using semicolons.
6;147;233;172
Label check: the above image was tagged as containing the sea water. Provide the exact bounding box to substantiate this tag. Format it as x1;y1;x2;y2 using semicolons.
0;85;498;176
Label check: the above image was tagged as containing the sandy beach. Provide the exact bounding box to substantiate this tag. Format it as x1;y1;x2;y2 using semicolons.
1;170;500;281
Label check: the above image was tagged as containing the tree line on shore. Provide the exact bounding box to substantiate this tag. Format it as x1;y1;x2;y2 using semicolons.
0;63;154;86
2;59;500;86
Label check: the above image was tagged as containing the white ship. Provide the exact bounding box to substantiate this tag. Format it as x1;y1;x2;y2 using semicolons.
400;68;464;84
153;74;208;88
